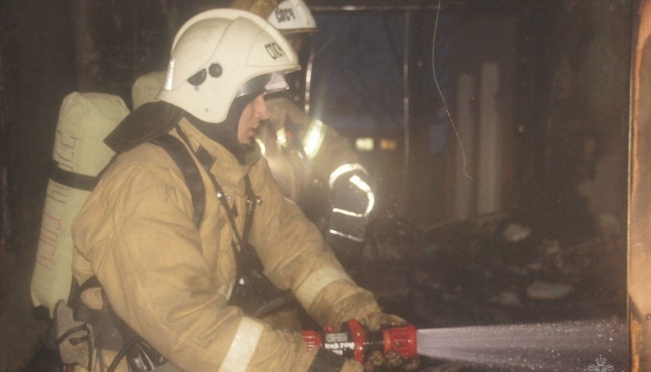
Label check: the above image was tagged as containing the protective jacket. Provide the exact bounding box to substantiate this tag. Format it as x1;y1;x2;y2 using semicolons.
71;118;380;371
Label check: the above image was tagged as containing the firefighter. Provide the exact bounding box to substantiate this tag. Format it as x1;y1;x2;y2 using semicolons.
70;9;404;372
260;0;375;261
132;0;374;264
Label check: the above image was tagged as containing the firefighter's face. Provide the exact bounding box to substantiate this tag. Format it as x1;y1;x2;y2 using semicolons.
238;94;268;144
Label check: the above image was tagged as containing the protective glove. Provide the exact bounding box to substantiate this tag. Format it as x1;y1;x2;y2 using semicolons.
358;313;421;372
358;312;408;332
364;350;420;372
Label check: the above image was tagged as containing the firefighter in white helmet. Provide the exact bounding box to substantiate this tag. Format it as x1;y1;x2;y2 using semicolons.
132;0;374;264
263;0;375;261
71;9;404;372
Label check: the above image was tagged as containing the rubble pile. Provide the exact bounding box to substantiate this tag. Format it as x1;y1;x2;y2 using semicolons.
357;211;626;330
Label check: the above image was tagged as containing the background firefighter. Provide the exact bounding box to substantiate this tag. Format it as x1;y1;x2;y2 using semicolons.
258;0;376;265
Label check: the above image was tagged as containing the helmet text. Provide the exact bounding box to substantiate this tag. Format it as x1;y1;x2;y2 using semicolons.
274;8;296;23
265;42;285;60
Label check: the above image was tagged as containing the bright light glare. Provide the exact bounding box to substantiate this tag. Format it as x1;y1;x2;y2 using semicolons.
380;139;397;150
303;119;325;158
355;138;374;151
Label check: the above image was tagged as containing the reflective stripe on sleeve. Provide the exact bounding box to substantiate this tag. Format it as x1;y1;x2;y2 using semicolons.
328;163;368;189
217;317;264;372
295;267;353;310
348;175;374;216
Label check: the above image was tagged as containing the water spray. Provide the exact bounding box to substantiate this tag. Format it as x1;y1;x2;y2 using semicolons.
303;319;628;371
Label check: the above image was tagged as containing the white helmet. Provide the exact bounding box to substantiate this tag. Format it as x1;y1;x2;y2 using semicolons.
157;9;300;124
267;0;317;35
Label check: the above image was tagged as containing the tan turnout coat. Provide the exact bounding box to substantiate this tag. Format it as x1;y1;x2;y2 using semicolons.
71;118;379;371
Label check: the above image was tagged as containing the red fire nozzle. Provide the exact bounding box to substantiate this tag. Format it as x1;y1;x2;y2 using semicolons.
383;323;417;359
302;319;418;363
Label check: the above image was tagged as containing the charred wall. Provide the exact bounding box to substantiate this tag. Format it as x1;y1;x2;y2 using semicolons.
541;0;631;244
1;1;76;370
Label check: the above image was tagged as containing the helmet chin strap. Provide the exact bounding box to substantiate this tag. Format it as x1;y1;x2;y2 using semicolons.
186;93;258;165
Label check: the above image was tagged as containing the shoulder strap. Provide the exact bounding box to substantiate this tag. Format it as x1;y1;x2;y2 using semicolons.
174;127;262;277
155;129;258;275
150;134;206;229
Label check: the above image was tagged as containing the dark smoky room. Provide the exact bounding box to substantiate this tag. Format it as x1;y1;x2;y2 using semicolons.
1;0;647;371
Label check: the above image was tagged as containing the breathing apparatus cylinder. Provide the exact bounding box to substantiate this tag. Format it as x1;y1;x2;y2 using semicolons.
302;319;418;363
30;92;130;315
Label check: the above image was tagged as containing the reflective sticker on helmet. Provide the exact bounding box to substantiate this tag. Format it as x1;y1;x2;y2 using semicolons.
303;119;325;158
217;318;264;372
164;59;176;91
295;267;353;310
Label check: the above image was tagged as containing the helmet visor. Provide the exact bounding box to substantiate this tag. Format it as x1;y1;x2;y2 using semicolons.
236;72;289;98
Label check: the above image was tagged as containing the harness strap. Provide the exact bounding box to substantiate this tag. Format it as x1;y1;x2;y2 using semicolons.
174;126;261;277
150;134;206;229
51;161;99;191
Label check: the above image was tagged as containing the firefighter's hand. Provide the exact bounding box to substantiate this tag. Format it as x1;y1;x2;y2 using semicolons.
364;350;421;372
359;313;421;372
359;312;407;332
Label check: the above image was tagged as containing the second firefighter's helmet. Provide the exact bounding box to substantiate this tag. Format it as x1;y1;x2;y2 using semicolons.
157;9;300;124
267;0;317;35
